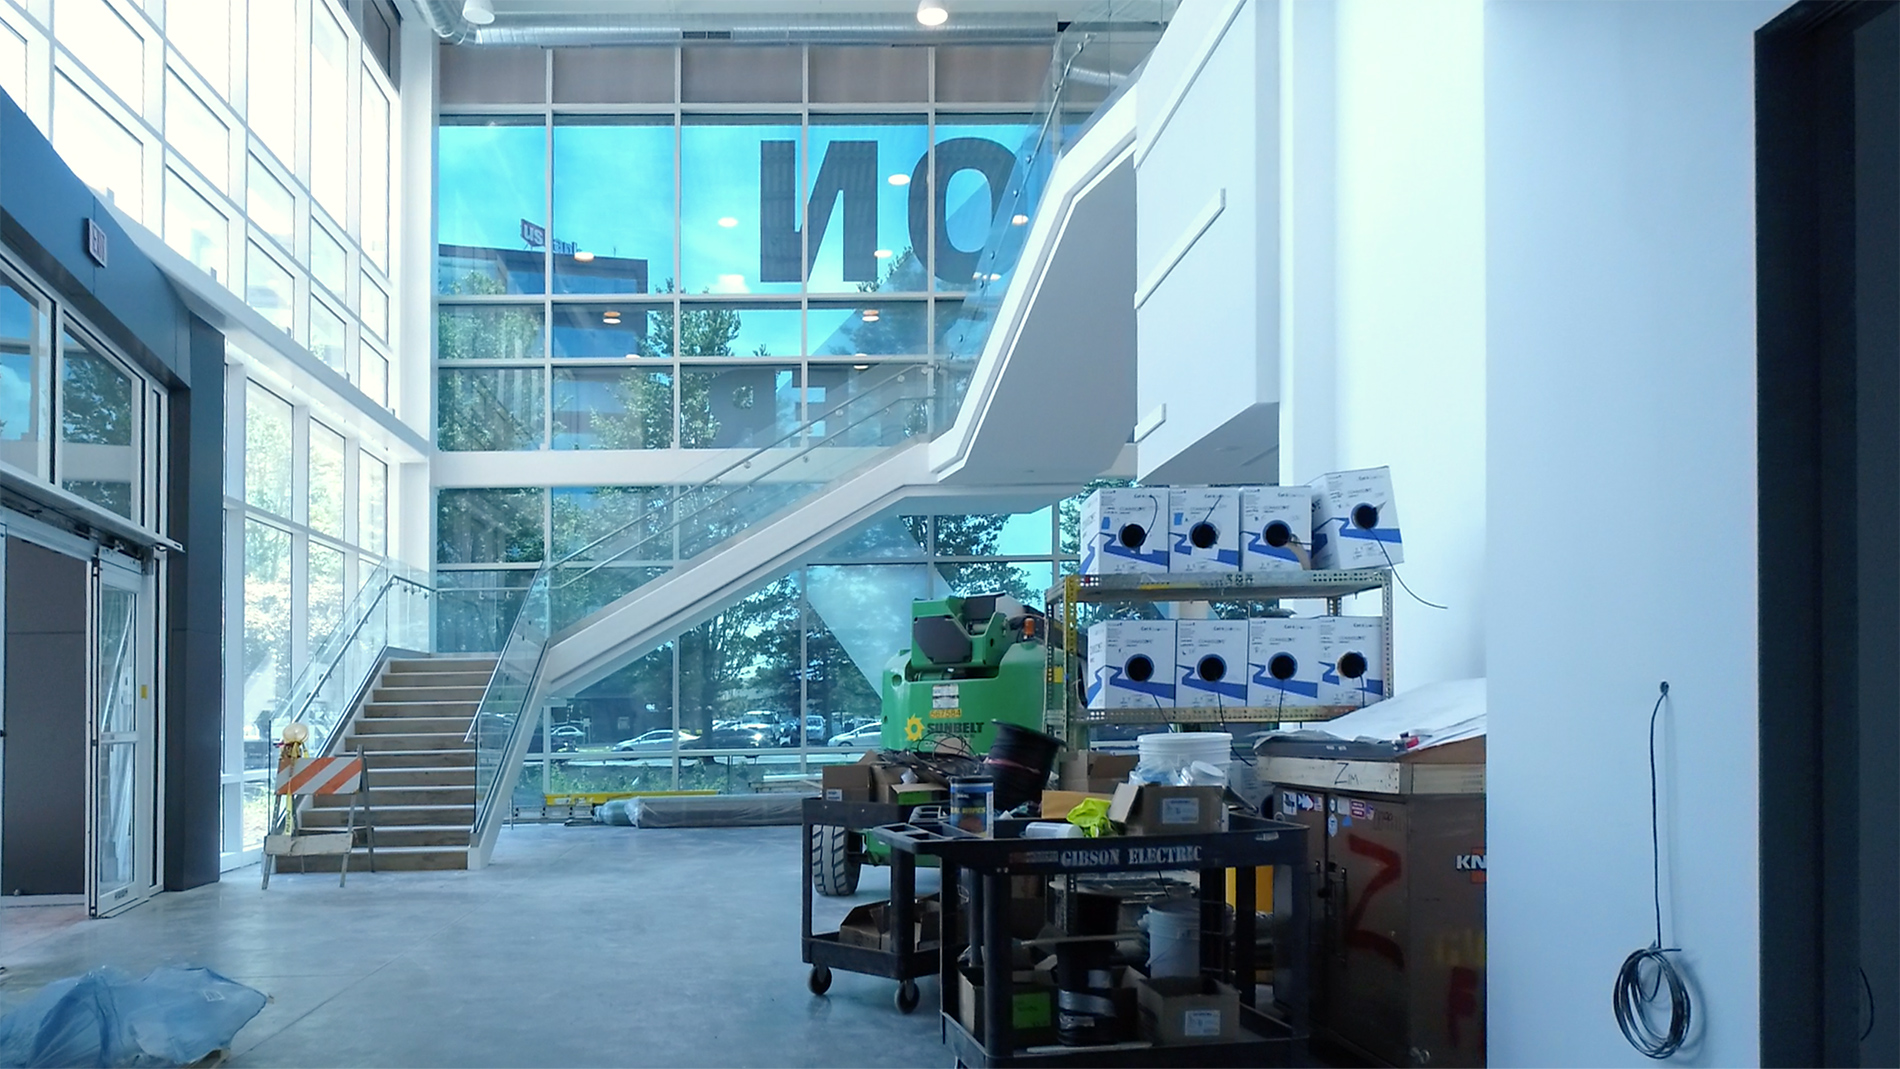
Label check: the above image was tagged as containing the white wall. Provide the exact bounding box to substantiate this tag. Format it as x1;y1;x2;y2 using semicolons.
1485;2;1779;1064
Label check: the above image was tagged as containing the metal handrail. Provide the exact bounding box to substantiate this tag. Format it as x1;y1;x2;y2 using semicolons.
278;569;434;755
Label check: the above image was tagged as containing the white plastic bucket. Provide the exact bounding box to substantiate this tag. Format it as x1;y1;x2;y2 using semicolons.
1145;901;1200;978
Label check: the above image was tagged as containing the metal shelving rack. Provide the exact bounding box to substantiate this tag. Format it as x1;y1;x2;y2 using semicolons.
1043;569;1396;746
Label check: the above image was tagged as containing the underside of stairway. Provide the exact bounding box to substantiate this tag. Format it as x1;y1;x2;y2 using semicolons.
291;654;497;874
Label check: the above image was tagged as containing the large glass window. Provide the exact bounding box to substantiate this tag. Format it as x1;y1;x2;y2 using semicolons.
310;221;349;301
361;77;391;269
439;304;543;361
309;298;346;373
60;0;143;111
164;170;228;282
307;421;345;538
553;367;673;450
241;518;291;773
248;156;294;250
58;329;141;519
438;118;547;296
437;487;546;563
679;364;800;449
165;73;229;192
807;115;929;295
0;267;52;480
168;0;231;98
359;453;387;555
438;368;545;451
309;6;349;219
243;382;292;514
53;75;144;222
360;276;388;341
550;304;667;360
680;117;802;295
0;23;25;114
306;542;346;651
553;117;673;293
247;0;296;164
677;302;801;358
245;242;294;335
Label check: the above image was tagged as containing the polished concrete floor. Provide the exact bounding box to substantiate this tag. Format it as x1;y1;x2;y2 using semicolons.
0;824;949;1068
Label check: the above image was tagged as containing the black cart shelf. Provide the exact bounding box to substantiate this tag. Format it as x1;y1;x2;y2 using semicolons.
871;814;1311;1068
801;797;940;1013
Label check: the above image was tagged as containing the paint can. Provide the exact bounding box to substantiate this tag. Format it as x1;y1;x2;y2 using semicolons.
947;776;994;836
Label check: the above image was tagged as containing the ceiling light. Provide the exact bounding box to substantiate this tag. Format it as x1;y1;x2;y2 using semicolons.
862;314;880;323
916;0;948;27
462;0;495;26
1011;214;1029;226
988;273;1002;281
854;364;870;370
887;173;911;187
574;250;595;262
862;309;879;319
625;353;638;359
874;249;893;259
717;216;739;228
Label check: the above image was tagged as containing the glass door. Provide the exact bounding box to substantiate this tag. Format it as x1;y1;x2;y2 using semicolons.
89;556;155;916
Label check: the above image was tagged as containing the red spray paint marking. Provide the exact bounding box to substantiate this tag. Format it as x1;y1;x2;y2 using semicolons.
1343;833;1405;969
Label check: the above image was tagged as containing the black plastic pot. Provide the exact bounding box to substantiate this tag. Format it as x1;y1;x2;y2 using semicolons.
982;721;1064;812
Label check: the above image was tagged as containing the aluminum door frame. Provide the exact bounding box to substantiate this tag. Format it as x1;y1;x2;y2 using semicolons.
87;552;158;917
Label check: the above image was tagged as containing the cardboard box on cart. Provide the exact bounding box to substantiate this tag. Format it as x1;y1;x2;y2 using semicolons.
1108;783;1228;835
1059;751;1138;793
1133;974;1242;1045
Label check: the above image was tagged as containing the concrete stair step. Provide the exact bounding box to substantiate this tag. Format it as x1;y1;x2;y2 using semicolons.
388;658;497;673
311;785;476;807
363;825;472;848
371;685;488;703
381;671;492;688
359;749;477;767
355;716;472;735
279;846;468;873
367;768;477;787
350;733;473;752
302;804;474;827
362;701;478;718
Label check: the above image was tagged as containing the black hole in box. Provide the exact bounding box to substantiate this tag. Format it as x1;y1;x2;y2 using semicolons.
1269;653;1297;681
1351;504;1380;531
1118;523;1147;548
1125;655;1154;683
1264;521;1292;548
1197;655;1226;683
1189;521;1219;549
1338;651;1368;680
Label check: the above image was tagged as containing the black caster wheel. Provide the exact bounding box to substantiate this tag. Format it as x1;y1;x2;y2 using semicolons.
808;965;833;995
895;979;921;1014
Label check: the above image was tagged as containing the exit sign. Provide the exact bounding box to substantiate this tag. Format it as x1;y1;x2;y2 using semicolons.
84;219;107;267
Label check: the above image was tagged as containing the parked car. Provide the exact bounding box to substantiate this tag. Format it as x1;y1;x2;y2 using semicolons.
696;722;773;750
611;729;699;753
547;724;587;753
827;722;884;749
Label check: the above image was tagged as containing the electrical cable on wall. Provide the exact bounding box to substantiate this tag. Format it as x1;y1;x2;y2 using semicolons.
1613;681;1692;1059
1377;539;1448;611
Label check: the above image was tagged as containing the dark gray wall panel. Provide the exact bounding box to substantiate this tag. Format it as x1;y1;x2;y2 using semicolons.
3;539;87;895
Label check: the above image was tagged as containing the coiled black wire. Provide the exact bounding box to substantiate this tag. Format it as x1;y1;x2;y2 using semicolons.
1613;683;1691;1059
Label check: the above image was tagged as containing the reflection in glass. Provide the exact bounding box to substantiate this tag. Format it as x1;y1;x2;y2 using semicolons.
812;516;928;562
164;74;228;191
310;222;348;299
246;243;294;334
551;564;670;632
309;298;347;373
553;367;673;450
676;302;800;358
436;487;546;563
59;331;139;519
437;368;544;451
563;645;675;770
551;485;671;560
308;421;345;538
243;383;291;514
435;574;532;654
242;519;291;761
931;118;1035;292
936;509;1051;556
359;453;388;555
248;0;296;164
311;7;349;217
248;156;294;248
163;171;227;282
808;300;928;356
53;76;143;223
677;577;802;746
803;363;929;447
550;304;667;359
553;118;672;293
680;117;801;294
935;559;1051;604
307;543;346;651
437;119;548;295
438;304;543;361
0;267;53;479
806;116;930;295
679;364;799;449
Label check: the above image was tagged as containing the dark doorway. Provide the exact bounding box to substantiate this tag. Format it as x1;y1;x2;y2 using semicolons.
1;538;89;895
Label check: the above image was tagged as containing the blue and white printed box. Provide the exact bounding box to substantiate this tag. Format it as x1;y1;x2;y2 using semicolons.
1316;616;1387;708
1169;487;1241;573
1086;619;1176;710
1308;466;1404;570
1175;619;1250;710
1240;486;1312;573
1247;617;1322;709
1079;488;1170;576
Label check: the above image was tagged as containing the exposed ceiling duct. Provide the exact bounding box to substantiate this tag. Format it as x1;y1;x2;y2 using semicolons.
418;0;1061;46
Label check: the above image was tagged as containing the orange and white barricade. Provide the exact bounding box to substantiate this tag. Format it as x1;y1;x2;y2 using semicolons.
262;751;375;889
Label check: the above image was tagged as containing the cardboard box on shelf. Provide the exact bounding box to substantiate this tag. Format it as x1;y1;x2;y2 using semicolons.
1079;488;1170;576
889;782;948;806
957;969;1057;1046
1316;615;1387;708
820;763;875;802
837;895;942;951
1176;619;1249;710
1247;617;1323;710
1133;975;1241;1045
1086;620;1176;710
1108;783;1228;835
1058;751;1139;793
1240;486;1312;572
1309;466;1404;570
1169;487;1242;573
1039;790;1113;821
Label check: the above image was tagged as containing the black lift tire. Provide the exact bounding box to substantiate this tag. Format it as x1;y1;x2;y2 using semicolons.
813;824;861;897
808;965;833;995
896;979;921;1014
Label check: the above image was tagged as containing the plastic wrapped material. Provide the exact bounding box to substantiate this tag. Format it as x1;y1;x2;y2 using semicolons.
592;798;636;825
0;965;267;1068
632;793;805;828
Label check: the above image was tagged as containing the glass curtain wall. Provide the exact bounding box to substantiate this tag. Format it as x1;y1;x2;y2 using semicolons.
435;45;1049;454
222;366;396;865
0;0;399;410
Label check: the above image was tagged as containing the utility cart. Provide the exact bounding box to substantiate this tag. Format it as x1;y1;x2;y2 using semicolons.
872;814;1311;1067
801;797;940;1013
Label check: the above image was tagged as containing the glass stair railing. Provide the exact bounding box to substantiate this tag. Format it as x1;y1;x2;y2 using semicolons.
273;562;437;757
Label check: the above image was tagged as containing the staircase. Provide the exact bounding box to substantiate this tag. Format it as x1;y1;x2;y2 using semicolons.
296;654;497;873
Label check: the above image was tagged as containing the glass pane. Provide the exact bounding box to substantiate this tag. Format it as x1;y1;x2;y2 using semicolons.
247;0;296;164
358;453;387;554
562;648;674;754
438;304;543;361
243;381;291;514
163;170;227;282
310;221;348;299
169;0;230;98
804;572;909;743
58;331;140;519
679;364;799;449
0;266;54;480
436;487;546;564
807;116;930;295
245;242;294;334
812;515;928;562
550;564;669;632
808;300;928;357
97;743;135;892
550;303;667;360
243;519;291;768
361;76;390;269
241;778;270;848
551;485;670;561
52;75;144;223
553;118;673;293
308;421;345;537
676;302;800;358
435;585;531;654
680;117;801;295
309;298;347;373
437;368;545;451
361;346;389;407
437;118;547;295
309;5;348;218
552;367;673;451
0;24;24;114
361;276;389;341
677;577;802;757
98;586;137;735
307;542;345;650
165;73;228;192
802;363;929;447
932;116;1036;292
935;509;1051;556
247;155;294;248
62;0;143;111
935;559;1050;603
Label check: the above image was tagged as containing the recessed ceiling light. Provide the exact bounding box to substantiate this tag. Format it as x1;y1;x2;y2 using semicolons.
574;250;596;262
874;249;893;259
854;364;870;370
717;216;739;228
988;273;1002;281
1010;214;1028;226
863;314;880;323
916;0;947;27
887;173;911;187
972;271;984;280
624;353;638;359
